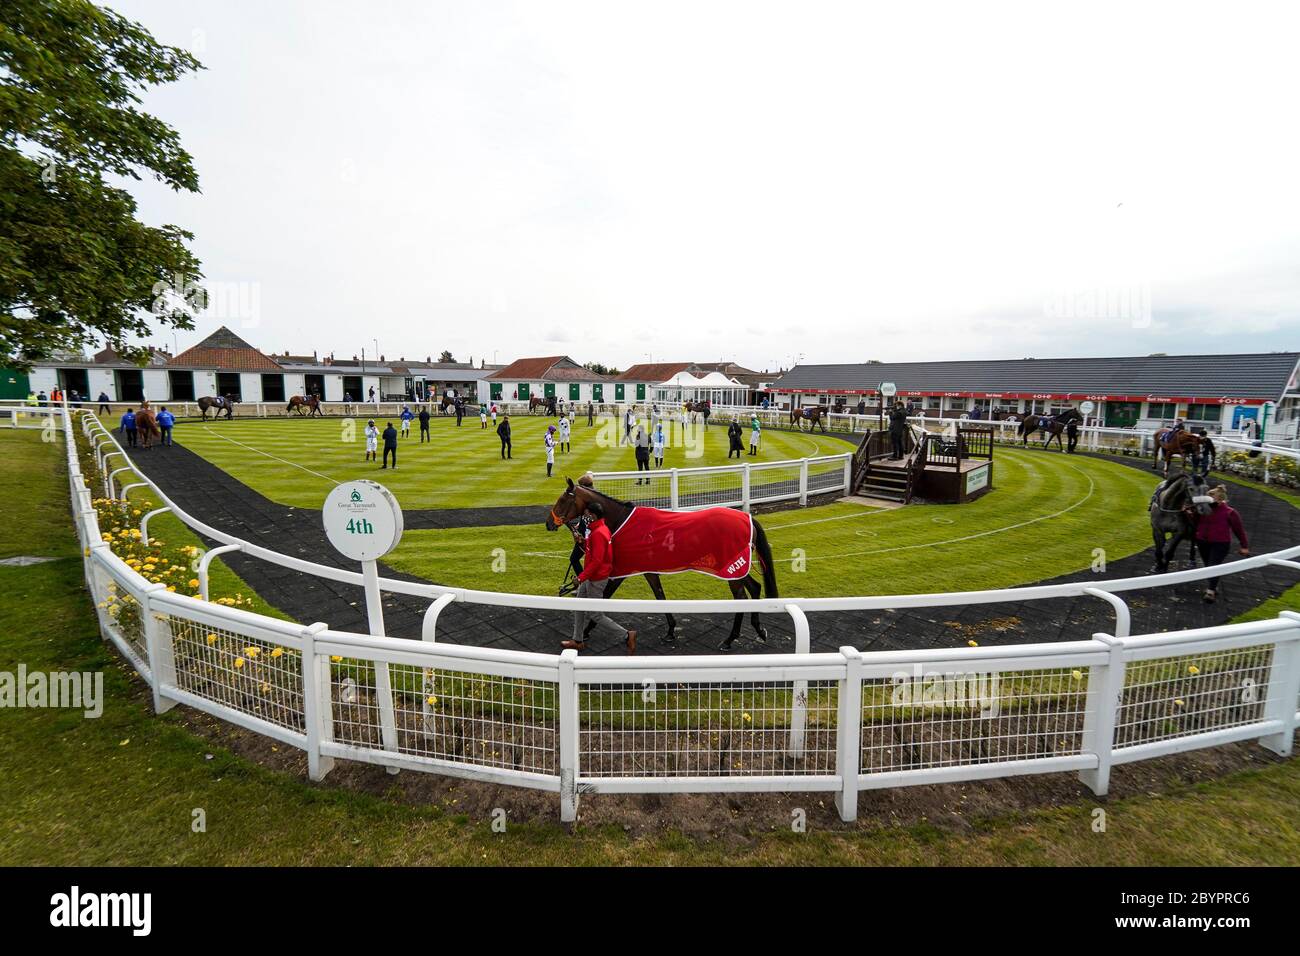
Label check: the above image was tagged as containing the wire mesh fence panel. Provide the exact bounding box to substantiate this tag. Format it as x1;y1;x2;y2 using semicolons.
860;667;1091;774
677;468;744;508
328;656;559;775
1115;646;1275;749
592;473;672;508
91;561;149;668
748;462;802;503
578;679;838;778
807;457;849;495
164;614;305;732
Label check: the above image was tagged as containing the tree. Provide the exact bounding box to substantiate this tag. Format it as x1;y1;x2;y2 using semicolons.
584;361;621;376
1;0;204;370
438;350;456;363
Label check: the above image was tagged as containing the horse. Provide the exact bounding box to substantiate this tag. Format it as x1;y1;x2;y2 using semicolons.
1153;428;1212;477
286;395;322;417
528;395;549;415
790;405;828;433
1149;471;1212;572
197;395;236;421
546;478;779;650
134;406;161;449
1018;406;1083;449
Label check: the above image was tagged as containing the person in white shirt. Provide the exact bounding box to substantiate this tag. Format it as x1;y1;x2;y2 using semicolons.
490;403;498;425
545;425;557;477
558;414;571;453
364;419;379;462
624;406;635;446
652;422;666;467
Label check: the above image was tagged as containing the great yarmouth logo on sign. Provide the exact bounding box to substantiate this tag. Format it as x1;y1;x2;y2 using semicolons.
322;480;403;562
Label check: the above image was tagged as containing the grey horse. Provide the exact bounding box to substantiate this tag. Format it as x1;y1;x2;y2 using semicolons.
1149;471;1213;572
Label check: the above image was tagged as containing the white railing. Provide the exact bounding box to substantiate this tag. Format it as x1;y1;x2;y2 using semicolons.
590;454;852;511
59;405;1300;821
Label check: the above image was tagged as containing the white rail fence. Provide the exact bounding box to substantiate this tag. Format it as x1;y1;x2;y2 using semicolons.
589;454;852;511
51;405;1300;821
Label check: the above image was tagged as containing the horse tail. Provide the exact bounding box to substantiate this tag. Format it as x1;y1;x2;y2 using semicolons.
286;399;294;412
751;519;779;599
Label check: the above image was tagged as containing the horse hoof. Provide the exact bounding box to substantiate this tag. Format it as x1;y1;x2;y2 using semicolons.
755;629;768;644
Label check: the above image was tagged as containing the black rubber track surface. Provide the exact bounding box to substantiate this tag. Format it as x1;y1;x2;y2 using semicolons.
121;440;1300;656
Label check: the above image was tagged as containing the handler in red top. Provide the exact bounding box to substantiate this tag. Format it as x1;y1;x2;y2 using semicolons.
562;502;637;655
1195;484;1250;604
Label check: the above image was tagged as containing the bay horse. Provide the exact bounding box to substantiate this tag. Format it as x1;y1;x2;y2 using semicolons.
1149;471;1212;572
134;406;161;449
1018;406;1082;449
1153;427;1212;476
286;394;322;417
790;405;828;433
546;479;780;650
198;394;236;420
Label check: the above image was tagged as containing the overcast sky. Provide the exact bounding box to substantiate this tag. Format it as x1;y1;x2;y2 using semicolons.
110;0;1300;371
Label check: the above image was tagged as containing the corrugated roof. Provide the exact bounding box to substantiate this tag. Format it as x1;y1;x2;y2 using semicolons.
772;352;1300;399
169;327;282;372
617;362;692;382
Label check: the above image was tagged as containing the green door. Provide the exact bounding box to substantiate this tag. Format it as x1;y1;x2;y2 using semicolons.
490;382;502;401
517;383;530;401
592;384;603;402
636;383;646;400
544;383;556;399
1105;401;1139;428
615;383;625;401
0;368;31;400
569;383;580;401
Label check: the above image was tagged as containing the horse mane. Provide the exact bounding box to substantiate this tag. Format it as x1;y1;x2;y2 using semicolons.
579;484;636;510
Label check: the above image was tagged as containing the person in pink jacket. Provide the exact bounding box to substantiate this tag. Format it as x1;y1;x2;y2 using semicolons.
1195;485;1250;603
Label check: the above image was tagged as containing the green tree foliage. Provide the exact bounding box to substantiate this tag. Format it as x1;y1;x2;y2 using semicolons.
1;0;204;368
438;350;456;363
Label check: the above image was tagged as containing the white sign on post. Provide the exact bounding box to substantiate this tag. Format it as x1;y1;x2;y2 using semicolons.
323;480;403;562
879;381;898;398
1080;400;1096;415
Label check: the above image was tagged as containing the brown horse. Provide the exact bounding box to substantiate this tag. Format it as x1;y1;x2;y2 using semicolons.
790;405;828;433
1018;407;1082;449
546;478;779;650
286;394;322;417
1154;428;1210;476
134;407;162;449
528;395;549;415
198;395;236;420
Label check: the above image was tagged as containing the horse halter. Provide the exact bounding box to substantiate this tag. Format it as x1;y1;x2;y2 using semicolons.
550;490;582;529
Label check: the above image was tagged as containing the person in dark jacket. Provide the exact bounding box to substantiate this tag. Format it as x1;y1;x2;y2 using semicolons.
381;422;398;469
1066;416;1079;454
98;392;111;414
587;401;594;426
497;415;512;459
727;420;744;459
418;406;431;443
888;401;908;459
1195;485;1250;603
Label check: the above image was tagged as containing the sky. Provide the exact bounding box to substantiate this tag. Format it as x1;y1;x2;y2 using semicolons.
109;0;1300;371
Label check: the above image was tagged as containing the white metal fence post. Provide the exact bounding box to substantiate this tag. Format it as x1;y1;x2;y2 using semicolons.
1078;634;1124;795
197;544;242;602
835;646;863;822
786;604;810;757
300;622;334;781
139;583;177;714
741;462;751;512
1259;613;1300;756
842;453;852;494
669;468;679;509
139;506;170;546
799;458;808;506
558;648;579;822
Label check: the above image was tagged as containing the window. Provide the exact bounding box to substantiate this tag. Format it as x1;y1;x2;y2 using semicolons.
1147;401;1175;420
592;383;604;402
1186;403;1218;422
615;383;625;401
543;383;556;398
946;397;967;411
342;376;363;400
517;383;530;400
925;397;942;411
636;383;646;400
569;383;580;400
490;382;503;401
260;374;285;402
304;374;325;398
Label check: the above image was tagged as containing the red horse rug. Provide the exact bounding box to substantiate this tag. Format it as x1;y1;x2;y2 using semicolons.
609;506;754;581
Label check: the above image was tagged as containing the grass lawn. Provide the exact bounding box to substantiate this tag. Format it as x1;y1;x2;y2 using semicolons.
169;413;854;510
385;446;1163;597
5;428;1300;865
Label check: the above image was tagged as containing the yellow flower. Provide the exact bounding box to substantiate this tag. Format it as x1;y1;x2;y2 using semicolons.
188;579;200;589
244;646;260;659
166;585;176;592
742;712;752;722
1071;670;1083;681
271;647;284;658
330;655;342;663
206;633;217;645
1173;698;1185;707
967;639;979;647
233;657;246;669
426;696;438;706
1187;665;1200;675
